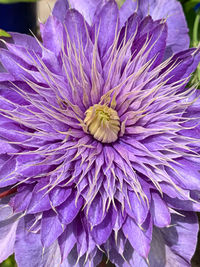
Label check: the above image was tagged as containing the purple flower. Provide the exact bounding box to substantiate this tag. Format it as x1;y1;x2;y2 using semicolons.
0;0;199;266
71;0;190;58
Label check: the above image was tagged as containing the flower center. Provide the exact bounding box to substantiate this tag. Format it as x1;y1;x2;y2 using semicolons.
84;104;120;143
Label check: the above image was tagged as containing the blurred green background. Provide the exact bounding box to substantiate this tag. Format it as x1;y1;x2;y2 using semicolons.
0;255;17;267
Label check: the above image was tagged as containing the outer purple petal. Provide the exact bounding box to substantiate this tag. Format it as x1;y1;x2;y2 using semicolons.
91;206;117;245
122;214;152;258
63;9;90;50
119;0;137;27
10;32;42;53
15;217;62;267
150;191;171;227
120;0;189;56
49;186;72;207
57;191;83;225
69;0;101;25
27;180;51;214
107;232;148;267
132;17;167;68
166;158;200;191
164;194;200;212
146;0;189;56
161;48;200;84
0;157;18;187
41;210;64;247
61;246;102;267
92;0;119;57
87;193;106;227
58;222;76;261
10;184;34;213
41;16;63;56
180;89;200;139
52;0;69;22
125;190;149;225
149;211;198;266
0;203;19;262
0;49;44;83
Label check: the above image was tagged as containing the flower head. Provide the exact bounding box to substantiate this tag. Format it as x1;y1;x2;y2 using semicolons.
0;0;199;266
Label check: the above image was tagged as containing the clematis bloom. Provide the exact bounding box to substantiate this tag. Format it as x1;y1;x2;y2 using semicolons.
0;0;199;266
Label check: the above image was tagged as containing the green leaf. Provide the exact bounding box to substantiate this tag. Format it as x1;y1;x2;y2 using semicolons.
116;0;126;8
1;255;17;267
0;29;11;37
184;0;200;13
0;0;37;3
182;2;200;46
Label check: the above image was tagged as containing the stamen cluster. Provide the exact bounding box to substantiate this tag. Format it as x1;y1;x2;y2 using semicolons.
84;104;120;143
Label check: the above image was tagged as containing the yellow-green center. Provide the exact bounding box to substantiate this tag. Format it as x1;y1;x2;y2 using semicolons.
84;104;120;143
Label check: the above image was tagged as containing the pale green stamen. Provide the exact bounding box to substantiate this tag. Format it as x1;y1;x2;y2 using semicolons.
84;104;120;143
